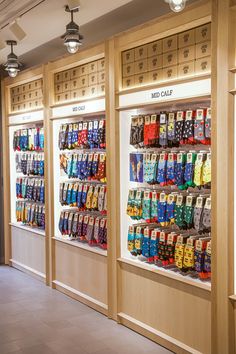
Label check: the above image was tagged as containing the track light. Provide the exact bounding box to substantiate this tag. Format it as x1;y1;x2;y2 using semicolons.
61;5;83;54
9;20;27;41
4;40;22;78
165;0;187;12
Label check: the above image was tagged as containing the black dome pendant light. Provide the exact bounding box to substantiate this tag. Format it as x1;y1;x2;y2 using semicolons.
61;5;83;54
4;40;22;78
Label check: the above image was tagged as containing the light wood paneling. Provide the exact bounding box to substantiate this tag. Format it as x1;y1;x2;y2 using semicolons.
118;262;211;354
11;225;46;278
54;240;108;311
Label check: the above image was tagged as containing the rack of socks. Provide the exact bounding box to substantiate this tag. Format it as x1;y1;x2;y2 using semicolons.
16;201;45;230
60;152;106;182
59;182;107;214
13;127;44;151
130;149;211;189
128;224;211;280
16;177;45;203
58;119;106;150
59;211;107;249
130;108;211;149
15;153;44;177
127;190;211;232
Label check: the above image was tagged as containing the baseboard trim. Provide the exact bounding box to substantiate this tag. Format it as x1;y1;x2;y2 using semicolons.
53;280;108;316
10;259;46;283
117;312;203;354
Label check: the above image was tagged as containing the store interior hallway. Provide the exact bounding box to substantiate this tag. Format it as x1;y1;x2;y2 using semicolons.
0;266;172;354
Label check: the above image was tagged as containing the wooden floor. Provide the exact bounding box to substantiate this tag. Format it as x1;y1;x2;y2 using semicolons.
0;265;172;354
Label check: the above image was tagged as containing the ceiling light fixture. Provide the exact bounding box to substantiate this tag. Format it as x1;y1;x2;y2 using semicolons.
165;0;187;12
4;40;22;78
61;5;83;54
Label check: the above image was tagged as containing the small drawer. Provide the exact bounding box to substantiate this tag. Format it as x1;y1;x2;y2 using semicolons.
195;56;211;75
11;87;17;96
70;78;80;90
148;40;163;57
178;29;195;48
178;61;195;78
70;67;80;79
122;49;134;64
97;83;105;95
79;75;88;88
163;35;177;53
62;81;71;92
178;45;195;63
122;63;135;77
148;56;163;71
55;94;62;103
88;73;98;86
13;95;21;104
33;79;42;90
62;92;71;102
134;73;148;86
54;72;63;84
33;99;42;108
88;61;98;73
134;45;148;61
71;89;80;101
79;87;89;98
55;82;63;95
98;71;105;83
122;76;135;89
98;58;105;71
195;41;211;58
134;59;148;74
62;70;71;82
12;104;18;112
195;23;211;43
28;101;34;110
21;84;27;94
89;85;98;96
148;69;163;83
15;86;21;95
163;50;178;68
21;92;28;101
30;90;39;100
27;82;33;91
21;101;29;111
79;64;89;76
163;65;178;81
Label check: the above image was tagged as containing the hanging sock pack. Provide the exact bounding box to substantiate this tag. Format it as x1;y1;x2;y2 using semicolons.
151;191;159;222
166;152;177;185
193;152;205;188
148;114;159;146
202;152;211;188
175;111;185;145
157;152;168;186
157;192;168;226
193;196;205;231
184;152;197;188
167;112;177;147
142;190;152;223
159;113;168;147
183;196;195;229
174;195;186;229
182;110;196;144
166;194;176;224
175;152;187;189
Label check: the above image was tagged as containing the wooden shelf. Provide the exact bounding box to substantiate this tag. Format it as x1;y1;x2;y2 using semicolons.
53;236;107;257
229;88;236;95
117;74;211;96
118;257;211;292
10;222;45;236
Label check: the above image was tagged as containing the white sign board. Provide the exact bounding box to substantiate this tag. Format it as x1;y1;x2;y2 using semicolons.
9;110;44;125
119;79;211;108
52;98;105;118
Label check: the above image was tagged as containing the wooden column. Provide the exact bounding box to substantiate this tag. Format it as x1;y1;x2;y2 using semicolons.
211;0;235;352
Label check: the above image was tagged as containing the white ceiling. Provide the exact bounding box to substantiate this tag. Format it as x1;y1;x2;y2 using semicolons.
0;0;133;64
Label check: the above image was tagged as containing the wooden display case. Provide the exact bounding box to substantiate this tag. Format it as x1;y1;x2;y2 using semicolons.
1;65;48;283
111;2;213;354
1;1;236;353
46;43;109;315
